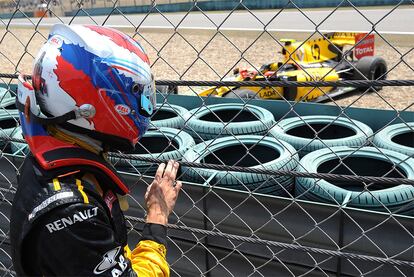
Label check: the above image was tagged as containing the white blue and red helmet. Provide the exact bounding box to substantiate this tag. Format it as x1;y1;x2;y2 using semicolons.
17;24;155;152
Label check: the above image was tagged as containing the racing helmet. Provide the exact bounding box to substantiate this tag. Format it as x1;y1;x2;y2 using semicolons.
18;24;155;152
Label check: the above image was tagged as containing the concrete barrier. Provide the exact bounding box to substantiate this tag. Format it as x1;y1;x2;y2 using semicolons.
64;0;412;17
0;11;33;19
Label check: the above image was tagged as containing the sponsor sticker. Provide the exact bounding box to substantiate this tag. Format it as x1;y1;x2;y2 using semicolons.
94;246;127;276
355;33;375;59
49;35;63;48
45;207;99;233
296;47;304;61
114;104;131;115
28;191;74;221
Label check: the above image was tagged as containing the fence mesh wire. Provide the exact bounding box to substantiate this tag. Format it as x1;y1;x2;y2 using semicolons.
0;0;413;276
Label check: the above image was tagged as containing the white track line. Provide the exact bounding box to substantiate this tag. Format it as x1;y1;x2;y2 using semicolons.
2;22;414;35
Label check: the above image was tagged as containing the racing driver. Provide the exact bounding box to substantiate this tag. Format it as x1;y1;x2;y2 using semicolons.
10;24;181;276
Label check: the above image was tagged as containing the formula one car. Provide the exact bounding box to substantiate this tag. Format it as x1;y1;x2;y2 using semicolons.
198;32;387;102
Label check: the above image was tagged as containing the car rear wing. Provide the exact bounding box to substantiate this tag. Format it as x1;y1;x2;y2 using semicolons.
280;32;375;63
323;32;375;59
353;33;375;59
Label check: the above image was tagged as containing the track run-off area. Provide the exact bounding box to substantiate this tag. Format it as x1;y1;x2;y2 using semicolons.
4;6;414;35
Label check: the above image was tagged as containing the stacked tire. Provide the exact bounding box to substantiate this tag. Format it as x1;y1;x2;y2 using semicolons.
373;122;414;157
110;127;195;175
296;146;414;214
182;135;298;196
0;87;16;109
184;103;275;142
10;127;28;156
0;110;20;148
271;115;373;157
150;103;189;129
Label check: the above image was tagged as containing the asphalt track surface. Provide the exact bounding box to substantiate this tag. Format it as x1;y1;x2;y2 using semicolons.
5;7;414;34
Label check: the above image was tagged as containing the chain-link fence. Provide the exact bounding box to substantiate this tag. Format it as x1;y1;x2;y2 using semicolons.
0;0;413;276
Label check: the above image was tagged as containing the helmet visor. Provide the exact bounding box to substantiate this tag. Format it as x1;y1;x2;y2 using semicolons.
135;80;156;117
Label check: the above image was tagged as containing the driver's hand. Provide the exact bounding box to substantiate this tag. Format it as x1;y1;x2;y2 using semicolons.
145;160;182;226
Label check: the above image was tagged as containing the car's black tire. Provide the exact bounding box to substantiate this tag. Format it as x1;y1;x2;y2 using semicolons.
184;103;274;142
182;135;298;196
353;56;387;91
156;85;178;95
296;146;414;214
373;122;414;157
270;115;373;157
150;103;189;129
110;127;195;175
224;89;259;99
283;87;297;101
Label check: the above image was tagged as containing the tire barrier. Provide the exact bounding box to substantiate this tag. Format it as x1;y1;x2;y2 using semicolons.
270;115;373;157
150;103;189;129
10;127;28;156
296;146;414;214
373;122;414;157
0;87;16;109
184;103;274;142
110;127;195;175
182;135;298;196
0;110;20;147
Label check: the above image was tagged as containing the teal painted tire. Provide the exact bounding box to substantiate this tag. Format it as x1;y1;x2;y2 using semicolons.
184;103;274;142
270;115;373;157
150;103;189;129
0;110;20;147
110;127;195;175
296;146;414;214
10;127;29;155
373;122;414;157
182;135;298;196
0;87;16;109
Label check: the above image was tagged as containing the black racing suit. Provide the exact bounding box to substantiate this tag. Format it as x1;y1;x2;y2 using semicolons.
10;155;170;276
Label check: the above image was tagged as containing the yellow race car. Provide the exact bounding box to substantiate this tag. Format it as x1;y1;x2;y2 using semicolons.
198;32;387;102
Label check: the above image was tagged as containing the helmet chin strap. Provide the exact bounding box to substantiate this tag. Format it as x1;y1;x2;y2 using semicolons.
16;97;96;125
16;96;102;155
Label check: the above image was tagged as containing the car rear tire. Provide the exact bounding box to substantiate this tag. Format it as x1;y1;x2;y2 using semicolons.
353;56;387;91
